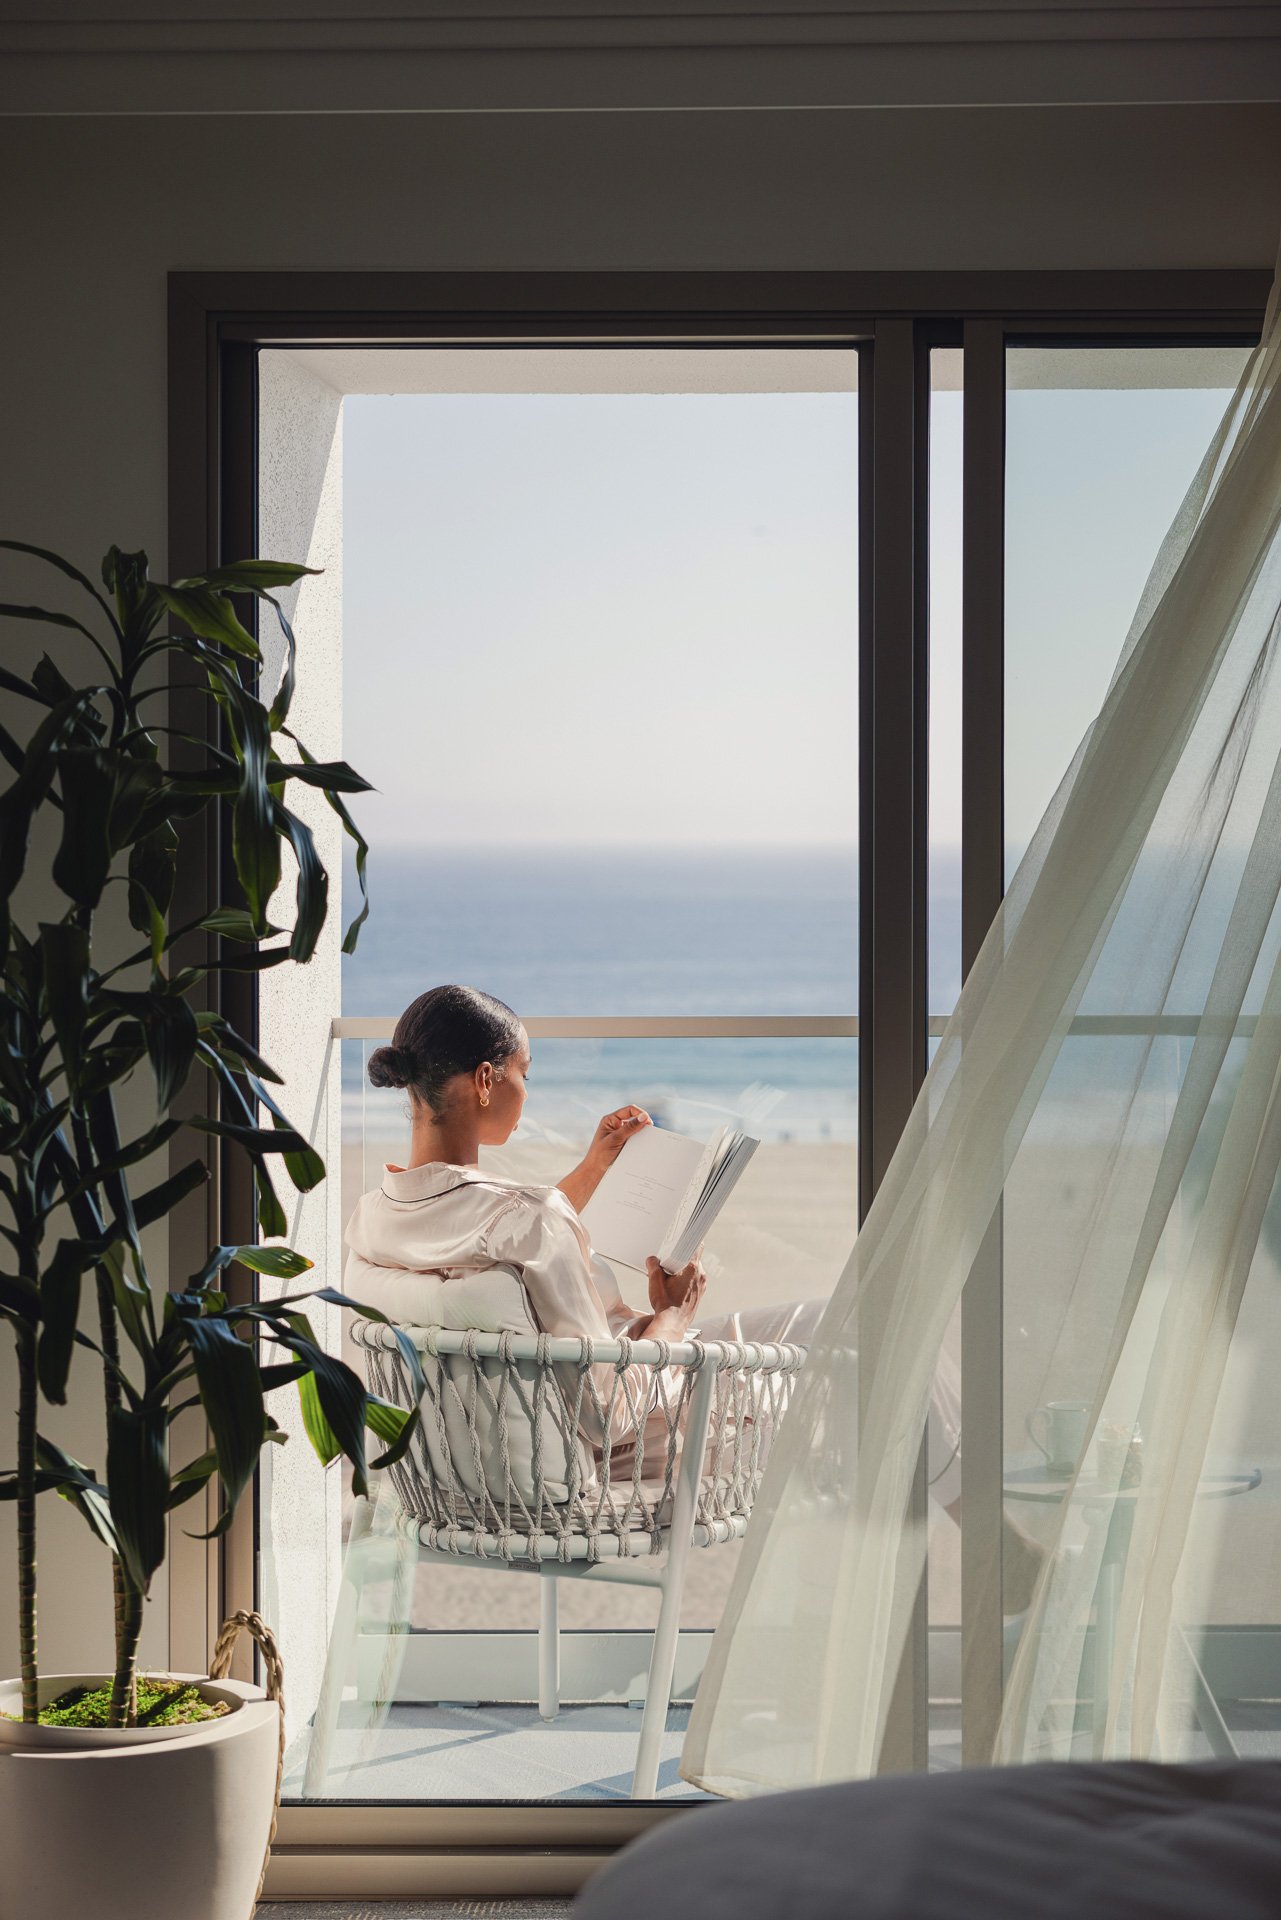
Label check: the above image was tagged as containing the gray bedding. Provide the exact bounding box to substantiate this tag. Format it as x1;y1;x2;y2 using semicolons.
576;1761;1281;1919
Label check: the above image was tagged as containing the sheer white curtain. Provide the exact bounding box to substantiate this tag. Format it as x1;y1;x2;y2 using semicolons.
683;264;1281;1793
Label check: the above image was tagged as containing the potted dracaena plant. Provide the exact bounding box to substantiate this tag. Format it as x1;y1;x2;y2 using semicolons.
0;542;423;1920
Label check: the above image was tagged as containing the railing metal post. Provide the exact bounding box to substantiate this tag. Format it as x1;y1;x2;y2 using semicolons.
960;317;1007;1764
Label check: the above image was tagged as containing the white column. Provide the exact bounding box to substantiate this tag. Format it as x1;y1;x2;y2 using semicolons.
256;350;346;1743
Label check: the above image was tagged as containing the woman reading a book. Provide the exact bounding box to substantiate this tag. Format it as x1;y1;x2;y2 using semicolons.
343;985;990;1536
345;985;712;1459
345;985;1049;1603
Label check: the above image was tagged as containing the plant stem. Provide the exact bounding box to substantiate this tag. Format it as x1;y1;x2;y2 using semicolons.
16;1320;39;1722
96;1268;140;1729
92;1257;132;1704
109;1573;144;1728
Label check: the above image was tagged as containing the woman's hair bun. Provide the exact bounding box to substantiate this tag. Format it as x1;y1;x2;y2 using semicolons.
367;1043;413;1090
375;986;522;1115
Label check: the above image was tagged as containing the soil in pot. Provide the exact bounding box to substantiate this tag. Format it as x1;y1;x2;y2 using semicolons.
5;1677;232;1729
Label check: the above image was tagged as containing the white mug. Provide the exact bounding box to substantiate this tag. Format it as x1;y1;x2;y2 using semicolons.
1027;1401;1089;1476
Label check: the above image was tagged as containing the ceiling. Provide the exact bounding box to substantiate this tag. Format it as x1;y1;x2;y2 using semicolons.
266;341;1254;398
3;2;1279;115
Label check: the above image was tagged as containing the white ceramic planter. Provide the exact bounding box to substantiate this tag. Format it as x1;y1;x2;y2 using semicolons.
0;1672;280;1920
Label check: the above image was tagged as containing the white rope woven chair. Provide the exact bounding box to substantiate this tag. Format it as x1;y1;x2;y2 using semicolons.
304;1320;804;1799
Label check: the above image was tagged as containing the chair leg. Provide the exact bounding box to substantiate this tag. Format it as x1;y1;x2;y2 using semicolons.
632;1563;685;1799
539;1574;561;1722
302;1494;375;1797
632;1364;716;1799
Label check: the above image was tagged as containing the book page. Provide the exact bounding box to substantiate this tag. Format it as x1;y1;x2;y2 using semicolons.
579;1125;708;1272
661;1129;758;1269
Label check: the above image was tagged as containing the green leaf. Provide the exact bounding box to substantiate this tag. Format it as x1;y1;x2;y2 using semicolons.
281;1131;325;1193
234;1243;314;1279
84;1088;144;1262
189;1242;312;1290
0;690;103;912
39;921;91;1098
0;600;109;654
0;716;27;780
266;759;372;795
183;1318;264;1515
179;561;319;593
102;1241;152;1359
59;1112;180;1204
129;822;180;936
231;704;281;936
255;1162;287;1240
106;1404;169;1590
101;546;152;628
109;752;164;846
286;731;371;954
163;764;240;799
144;994;199;1109
272;798;328;962
191;1118;314;1156
278;1323;369;1495
311;1291;426;1406
198;1015;284;1086
37;1238;85;1403
266;595;297;731
369;1402;420;1472
203;946;296;975
246;1074;325;1194
152;584;260;659
257;1361;308;1392
33;1436;118;1553
0;1270;40;1323
52;748;116;907
131;1158;208;1234
0;539;124;637
31;652;79;706
297;1371;341;1468
168;1447;217;1509
364;1397;412;1446
199;907;283;943
0;1469;71;1497
0;662;55;707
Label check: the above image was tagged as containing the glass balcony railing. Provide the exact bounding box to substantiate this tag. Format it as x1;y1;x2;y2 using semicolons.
260;1010;1281;1799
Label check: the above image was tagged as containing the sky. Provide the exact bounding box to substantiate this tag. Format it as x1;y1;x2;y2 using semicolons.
342;389;859;850
340;356;1248;858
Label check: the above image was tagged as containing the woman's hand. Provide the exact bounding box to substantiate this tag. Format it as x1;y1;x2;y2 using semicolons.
557;1106;651;1214
588;1105;651;1168
641;1253;706;1340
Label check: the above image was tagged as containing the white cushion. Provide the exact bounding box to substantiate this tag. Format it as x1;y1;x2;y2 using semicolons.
345;1251;590;1510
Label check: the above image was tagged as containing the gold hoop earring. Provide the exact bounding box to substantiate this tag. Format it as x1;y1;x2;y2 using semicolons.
480;1093;490;1108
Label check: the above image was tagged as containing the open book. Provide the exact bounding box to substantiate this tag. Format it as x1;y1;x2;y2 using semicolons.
579;1123;758;1274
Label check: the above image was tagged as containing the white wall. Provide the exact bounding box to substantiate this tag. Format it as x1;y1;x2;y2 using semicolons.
1;91;1279;1680
256;350;347;1739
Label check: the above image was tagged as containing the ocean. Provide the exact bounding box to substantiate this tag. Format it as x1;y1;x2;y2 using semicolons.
341;845;964;1145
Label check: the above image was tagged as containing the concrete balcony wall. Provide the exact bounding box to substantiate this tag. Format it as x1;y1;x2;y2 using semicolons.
257;350;347;1741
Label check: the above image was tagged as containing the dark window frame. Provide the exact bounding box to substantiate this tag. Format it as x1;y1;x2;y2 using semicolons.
167;268;1268;1894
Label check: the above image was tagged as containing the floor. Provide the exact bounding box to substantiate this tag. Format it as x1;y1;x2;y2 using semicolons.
284;1702;701;1802
285;1693;1281;1804
257;1906;572;1918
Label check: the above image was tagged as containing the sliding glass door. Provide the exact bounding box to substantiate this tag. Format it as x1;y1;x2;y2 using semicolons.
256;344;862;1803
173;279;1264;1847
995;341;1261;1764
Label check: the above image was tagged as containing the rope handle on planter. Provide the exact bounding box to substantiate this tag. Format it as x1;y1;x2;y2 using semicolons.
209;1609;286;1912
